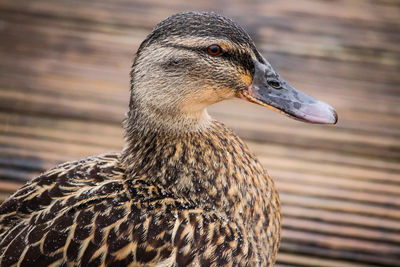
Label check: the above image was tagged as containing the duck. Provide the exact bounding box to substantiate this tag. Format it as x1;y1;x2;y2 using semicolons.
0;11;337;267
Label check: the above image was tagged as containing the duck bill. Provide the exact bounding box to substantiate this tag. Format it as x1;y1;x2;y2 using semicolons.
239;61;338;124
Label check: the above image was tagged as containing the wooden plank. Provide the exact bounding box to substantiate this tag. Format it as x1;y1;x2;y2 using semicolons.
280;241;399;267
283;205;400;232
277;252;378;267
280;193;400;220
273;169;400;197
283;217;400;244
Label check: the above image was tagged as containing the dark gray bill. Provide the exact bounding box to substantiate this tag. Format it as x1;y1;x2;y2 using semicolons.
239;60;338;124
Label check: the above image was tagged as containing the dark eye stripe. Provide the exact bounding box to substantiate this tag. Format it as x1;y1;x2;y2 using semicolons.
165;43;255;75
221;51;255;75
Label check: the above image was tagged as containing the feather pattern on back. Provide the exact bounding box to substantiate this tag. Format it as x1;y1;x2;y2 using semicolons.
0;121;280;266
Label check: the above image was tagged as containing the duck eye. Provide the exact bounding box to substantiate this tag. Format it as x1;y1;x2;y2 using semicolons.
267;80;282;89
207;44;222;56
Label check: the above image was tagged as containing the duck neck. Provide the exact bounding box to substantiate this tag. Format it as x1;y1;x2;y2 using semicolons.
121;115;273;222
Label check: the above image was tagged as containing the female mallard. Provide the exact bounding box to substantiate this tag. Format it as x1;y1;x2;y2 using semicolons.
0;12;337;267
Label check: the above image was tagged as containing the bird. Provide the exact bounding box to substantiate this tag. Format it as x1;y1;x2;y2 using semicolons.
0;11;337;267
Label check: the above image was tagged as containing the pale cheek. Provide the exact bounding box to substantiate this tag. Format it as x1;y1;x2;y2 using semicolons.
180;86;236;113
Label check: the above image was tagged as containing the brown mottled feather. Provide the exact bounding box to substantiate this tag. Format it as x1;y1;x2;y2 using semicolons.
0;121;280;266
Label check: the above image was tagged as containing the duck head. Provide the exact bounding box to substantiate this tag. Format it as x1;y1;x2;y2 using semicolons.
127;12;337;133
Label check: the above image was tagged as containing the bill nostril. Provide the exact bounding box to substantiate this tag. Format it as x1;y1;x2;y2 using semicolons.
267;80;282;89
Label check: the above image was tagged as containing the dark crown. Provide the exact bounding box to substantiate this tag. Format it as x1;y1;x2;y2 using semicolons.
139;12;256;51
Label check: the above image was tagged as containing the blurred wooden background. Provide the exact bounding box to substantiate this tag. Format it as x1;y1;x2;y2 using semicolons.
0;0;399;266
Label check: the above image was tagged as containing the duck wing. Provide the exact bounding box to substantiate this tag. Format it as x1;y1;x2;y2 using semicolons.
0;154;251;266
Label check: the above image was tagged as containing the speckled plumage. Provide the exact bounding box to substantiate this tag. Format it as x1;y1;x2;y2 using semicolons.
0;121;280;266
0;11;282;267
